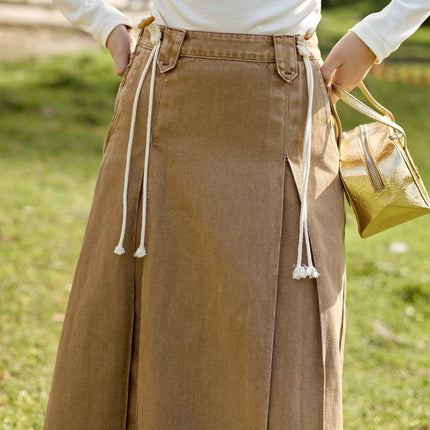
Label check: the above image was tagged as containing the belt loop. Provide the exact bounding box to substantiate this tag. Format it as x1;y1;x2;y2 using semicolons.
272;34;298;84
157;27;186;73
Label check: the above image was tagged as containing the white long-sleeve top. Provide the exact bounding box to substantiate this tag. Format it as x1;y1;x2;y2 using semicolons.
52;0;430;63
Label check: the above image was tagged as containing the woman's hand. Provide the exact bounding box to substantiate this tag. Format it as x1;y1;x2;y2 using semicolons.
106;24;136;77
320;31;377;105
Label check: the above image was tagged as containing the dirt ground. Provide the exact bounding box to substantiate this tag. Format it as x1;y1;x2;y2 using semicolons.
0;1;147;63
0;26;101;63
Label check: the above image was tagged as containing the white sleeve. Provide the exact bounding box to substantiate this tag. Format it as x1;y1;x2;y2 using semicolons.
347;0;430;64
51;0;134;49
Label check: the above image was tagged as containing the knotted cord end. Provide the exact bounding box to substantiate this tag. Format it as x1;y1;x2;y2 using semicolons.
306;265;320;278
114;244;126;255
134;246;147;258
293;265;308;280
292;264;320;280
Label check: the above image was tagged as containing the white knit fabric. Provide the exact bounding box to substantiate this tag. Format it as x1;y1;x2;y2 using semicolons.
114;22;162;257
53;0;430;63
150;0;430;64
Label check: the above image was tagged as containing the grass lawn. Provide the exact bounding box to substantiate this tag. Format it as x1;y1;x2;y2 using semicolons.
0;5;429;429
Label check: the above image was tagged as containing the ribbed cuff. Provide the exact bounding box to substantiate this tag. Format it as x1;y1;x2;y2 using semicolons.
100;14;134;49
347;21;392;65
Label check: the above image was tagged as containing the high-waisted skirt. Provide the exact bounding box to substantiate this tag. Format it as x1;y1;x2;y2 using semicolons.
43;20;347;430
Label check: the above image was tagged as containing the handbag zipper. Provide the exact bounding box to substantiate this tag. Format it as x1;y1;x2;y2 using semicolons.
359;124;385;192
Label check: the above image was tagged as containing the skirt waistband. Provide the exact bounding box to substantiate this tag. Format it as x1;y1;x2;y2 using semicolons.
137;24;322;65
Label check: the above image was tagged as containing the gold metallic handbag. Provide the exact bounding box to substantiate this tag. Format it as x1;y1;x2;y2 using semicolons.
327;80;430;238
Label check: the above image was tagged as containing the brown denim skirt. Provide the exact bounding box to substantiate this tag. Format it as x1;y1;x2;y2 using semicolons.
43;22;347;430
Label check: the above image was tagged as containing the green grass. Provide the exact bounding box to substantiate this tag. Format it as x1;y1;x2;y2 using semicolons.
1;8;429;429
0;52;121;429
318;3;430;61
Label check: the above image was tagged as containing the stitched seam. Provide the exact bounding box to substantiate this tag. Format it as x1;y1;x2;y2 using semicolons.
264;161;287;430
101;103;122;157
160;34;185;71
140;43;320;62
173;28;278;39
313;59;338;152
122;261;137;430
284;85;289;158
179;54;275;63
313;59;331;124
149;67;167;143
102;47;150;157
304;221;326;430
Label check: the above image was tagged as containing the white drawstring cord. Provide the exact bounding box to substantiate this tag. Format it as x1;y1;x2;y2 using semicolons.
293;34;320;280
114;25;319;276
114;22;162;256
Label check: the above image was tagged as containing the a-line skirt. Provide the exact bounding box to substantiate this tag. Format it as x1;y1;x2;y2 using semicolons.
43;21;347;430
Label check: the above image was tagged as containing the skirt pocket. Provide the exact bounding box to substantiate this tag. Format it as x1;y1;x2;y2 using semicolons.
102;42;150;156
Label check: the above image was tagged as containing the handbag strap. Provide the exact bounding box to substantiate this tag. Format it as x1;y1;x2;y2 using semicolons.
329;81;406;144
356;81;396;122
327;84;343;144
